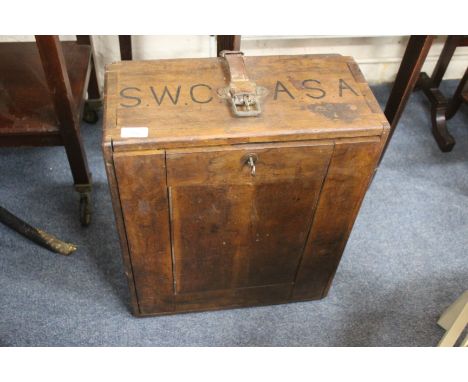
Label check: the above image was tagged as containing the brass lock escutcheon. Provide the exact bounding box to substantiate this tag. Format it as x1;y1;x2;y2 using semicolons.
218;51;267;117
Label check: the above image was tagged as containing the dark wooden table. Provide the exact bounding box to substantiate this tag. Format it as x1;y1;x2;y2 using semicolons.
417;36;468;151
0;35;100;225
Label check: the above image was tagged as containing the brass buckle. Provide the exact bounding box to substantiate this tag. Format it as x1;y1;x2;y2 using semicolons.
218;50;267;117
230;91;262;117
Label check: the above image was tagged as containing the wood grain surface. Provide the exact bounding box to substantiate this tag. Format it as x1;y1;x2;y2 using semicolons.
168;142;333;295
104;55;388;152
292;137;384;300
0;41;90;138
103;53;389;316
113;151;174;314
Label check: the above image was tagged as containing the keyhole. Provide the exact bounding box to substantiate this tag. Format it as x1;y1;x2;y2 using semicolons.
246;154;257;176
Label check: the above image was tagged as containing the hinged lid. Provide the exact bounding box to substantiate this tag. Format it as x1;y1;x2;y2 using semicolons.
103;54;389;151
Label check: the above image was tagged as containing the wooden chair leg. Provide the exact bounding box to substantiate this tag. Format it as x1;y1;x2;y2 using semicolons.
216;35;241;56
35;35;92;226
381;36;434;162
119;35;132;61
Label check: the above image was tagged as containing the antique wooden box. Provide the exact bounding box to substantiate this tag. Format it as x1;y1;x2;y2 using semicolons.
102;52;389;316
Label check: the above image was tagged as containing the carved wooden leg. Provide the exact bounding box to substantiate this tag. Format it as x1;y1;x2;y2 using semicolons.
431;99;455;152
419;72;455;152
416;38;468;152
415;36;461;151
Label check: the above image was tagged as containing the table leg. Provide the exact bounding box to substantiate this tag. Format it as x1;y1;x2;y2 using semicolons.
381;36;434;161
446;67;468;119
430;36;462;87
36;36;93;226
119;35;133;61
76;35;101;102
418;72;455;152
416;36;467;151
216;35;241;56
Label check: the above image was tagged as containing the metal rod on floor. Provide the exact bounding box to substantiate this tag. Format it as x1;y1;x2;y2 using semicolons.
0;205;77;256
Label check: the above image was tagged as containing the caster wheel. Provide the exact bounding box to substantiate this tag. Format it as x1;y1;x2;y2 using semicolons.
83;103;99;124
79;194;92;226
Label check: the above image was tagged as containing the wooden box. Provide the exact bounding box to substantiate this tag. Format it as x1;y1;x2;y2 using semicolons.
102;52;389;316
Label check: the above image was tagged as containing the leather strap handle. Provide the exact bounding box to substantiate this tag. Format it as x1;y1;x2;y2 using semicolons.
221;51;251;83
219;50;262;117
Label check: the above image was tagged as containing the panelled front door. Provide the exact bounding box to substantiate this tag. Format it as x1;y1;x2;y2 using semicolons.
166;141;334;311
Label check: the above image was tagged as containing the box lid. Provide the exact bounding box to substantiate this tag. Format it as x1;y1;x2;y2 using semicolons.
103;54;389;151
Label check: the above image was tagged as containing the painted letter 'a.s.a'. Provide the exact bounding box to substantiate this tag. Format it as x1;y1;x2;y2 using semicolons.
339;79;359;97
303;79;326;99
274;80;295;100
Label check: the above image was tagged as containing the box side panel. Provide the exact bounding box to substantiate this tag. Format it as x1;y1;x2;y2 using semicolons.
292;136;385;300
102;143;140;315
113;150;174;315
102;68;118;143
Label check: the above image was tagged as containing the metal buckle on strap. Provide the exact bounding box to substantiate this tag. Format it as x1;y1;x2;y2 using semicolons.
218;50;267;117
